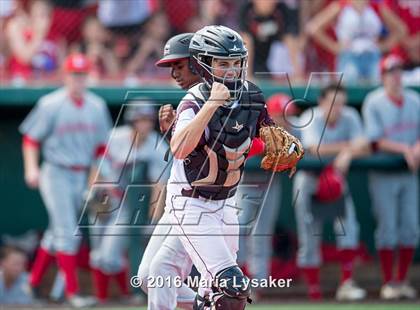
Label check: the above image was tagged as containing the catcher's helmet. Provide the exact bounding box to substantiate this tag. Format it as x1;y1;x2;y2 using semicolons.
189;25;248;102
155;33;194;67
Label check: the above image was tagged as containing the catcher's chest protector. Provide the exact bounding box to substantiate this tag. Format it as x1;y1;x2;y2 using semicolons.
184;82;265;200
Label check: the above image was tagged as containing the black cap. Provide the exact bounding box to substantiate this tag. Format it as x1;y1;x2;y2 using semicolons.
155;33;194;67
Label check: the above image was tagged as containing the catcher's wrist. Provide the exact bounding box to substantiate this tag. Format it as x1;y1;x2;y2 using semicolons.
208;95;227;106
203;101;221;112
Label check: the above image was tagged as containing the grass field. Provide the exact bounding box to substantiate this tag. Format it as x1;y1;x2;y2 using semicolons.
184;305;417;310
10;303;419;310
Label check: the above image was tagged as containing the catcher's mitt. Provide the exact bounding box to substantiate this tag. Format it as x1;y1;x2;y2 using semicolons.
259;126;304;176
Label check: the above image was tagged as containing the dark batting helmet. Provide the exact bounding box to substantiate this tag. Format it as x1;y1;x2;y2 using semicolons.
189;25;248;102
155;33;194;67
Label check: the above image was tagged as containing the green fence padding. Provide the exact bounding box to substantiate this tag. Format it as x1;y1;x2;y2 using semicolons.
1;85;419;107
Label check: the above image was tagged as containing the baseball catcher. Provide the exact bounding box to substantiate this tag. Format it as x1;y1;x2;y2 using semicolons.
150;25;304;310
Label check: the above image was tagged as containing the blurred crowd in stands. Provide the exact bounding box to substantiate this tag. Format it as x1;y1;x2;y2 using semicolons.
0;0;418;86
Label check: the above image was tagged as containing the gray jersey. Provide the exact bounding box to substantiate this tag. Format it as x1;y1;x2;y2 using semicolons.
362;88;419;250
102;125;170;187
362;87;420;145
19;88;112;167
300;106;364;148
294;106;363;268
0;271;33;305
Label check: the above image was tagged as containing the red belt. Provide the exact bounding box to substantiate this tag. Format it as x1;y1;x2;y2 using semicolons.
67;165;90;172
48;162;90;172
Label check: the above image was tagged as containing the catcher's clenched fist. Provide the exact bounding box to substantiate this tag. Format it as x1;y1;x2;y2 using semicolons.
208;82;231;106
260;125;304;176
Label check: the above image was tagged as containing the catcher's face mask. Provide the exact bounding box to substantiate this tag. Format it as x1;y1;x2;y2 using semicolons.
193;54;248;102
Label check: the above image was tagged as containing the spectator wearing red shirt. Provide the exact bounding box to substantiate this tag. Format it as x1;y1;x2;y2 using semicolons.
0;0;16;80
385;0;420;70
300;0;336;74
160;0;198;33
48;0;96;45
6;0;64;84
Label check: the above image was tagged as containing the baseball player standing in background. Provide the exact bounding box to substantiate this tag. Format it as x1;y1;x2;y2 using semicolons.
89;102;169;304
294;83;369;301
362;54;420;300
20;53;112;308
237;93;299;301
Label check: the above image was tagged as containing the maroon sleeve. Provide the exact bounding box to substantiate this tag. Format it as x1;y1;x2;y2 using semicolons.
255;107;275;137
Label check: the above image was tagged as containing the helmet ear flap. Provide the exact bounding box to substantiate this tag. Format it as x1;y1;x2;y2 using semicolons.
190;54;202;76
188;57;198;76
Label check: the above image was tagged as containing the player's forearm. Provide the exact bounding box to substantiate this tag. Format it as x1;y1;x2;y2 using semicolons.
87;166;99;187
171;104;218;159
22;145;40;173
376;139;410;155
308;142;350;157
348;138;371;158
